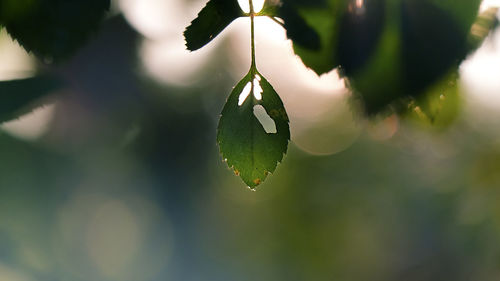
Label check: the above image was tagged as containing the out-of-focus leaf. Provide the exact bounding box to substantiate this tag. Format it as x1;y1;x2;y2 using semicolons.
426;0;483;32
260;0;347;74
346;1;404;115
283;0;348;74
0;0;37;23
217;72;290;188
404;72;461;130
0;76;62;123
400;0;472;98
278;0;489;115
1;0;110;61
272;1;326;51
184;0;243;51
337;0;385;76
346;0;482;115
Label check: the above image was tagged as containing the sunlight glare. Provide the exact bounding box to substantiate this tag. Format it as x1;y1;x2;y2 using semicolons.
119;0;187;39
238;75;263;105
460;10;500;114
238;81;253;106
349;0;366;14
238;0;265;14
459;0;500;131
253;74;263;100
254;105;277;133
480;0;500;11
140;35;214;87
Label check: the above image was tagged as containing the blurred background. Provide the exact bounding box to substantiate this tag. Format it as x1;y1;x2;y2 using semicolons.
1;0;500;280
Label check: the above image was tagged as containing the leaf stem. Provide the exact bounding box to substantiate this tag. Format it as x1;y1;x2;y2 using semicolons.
249;0;256;71
248;0;256;174
268;16;285;28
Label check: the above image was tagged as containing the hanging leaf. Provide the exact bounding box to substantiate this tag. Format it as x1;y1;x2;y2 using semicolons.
0;76;62;123
217;72;290;188
1;0;110;61
184;0;244;51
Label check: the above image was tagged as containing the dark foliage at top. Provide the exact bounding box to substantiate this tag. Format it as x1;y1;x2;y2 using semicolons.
0;0;110;61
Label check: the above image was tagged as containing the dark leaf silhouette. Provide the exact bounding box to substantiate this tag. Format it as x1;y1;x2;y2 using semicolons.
276;0;491;115
337;0;385;76
342;0;482;114
281;0;344;74
272;1;324;51
184;0;243;51
0;76;62;123
1;0;110;61
400;0;469;99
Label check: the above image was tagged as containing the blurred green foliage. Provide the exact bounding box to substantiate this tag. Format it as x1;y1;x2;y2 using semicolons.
267;0;489;114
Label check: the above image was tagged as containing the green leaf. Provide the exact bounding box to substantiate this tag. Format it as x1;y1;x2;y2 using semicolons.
0;76;62;123
184;0;244;51
1;0;110;61
217;72;290;188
